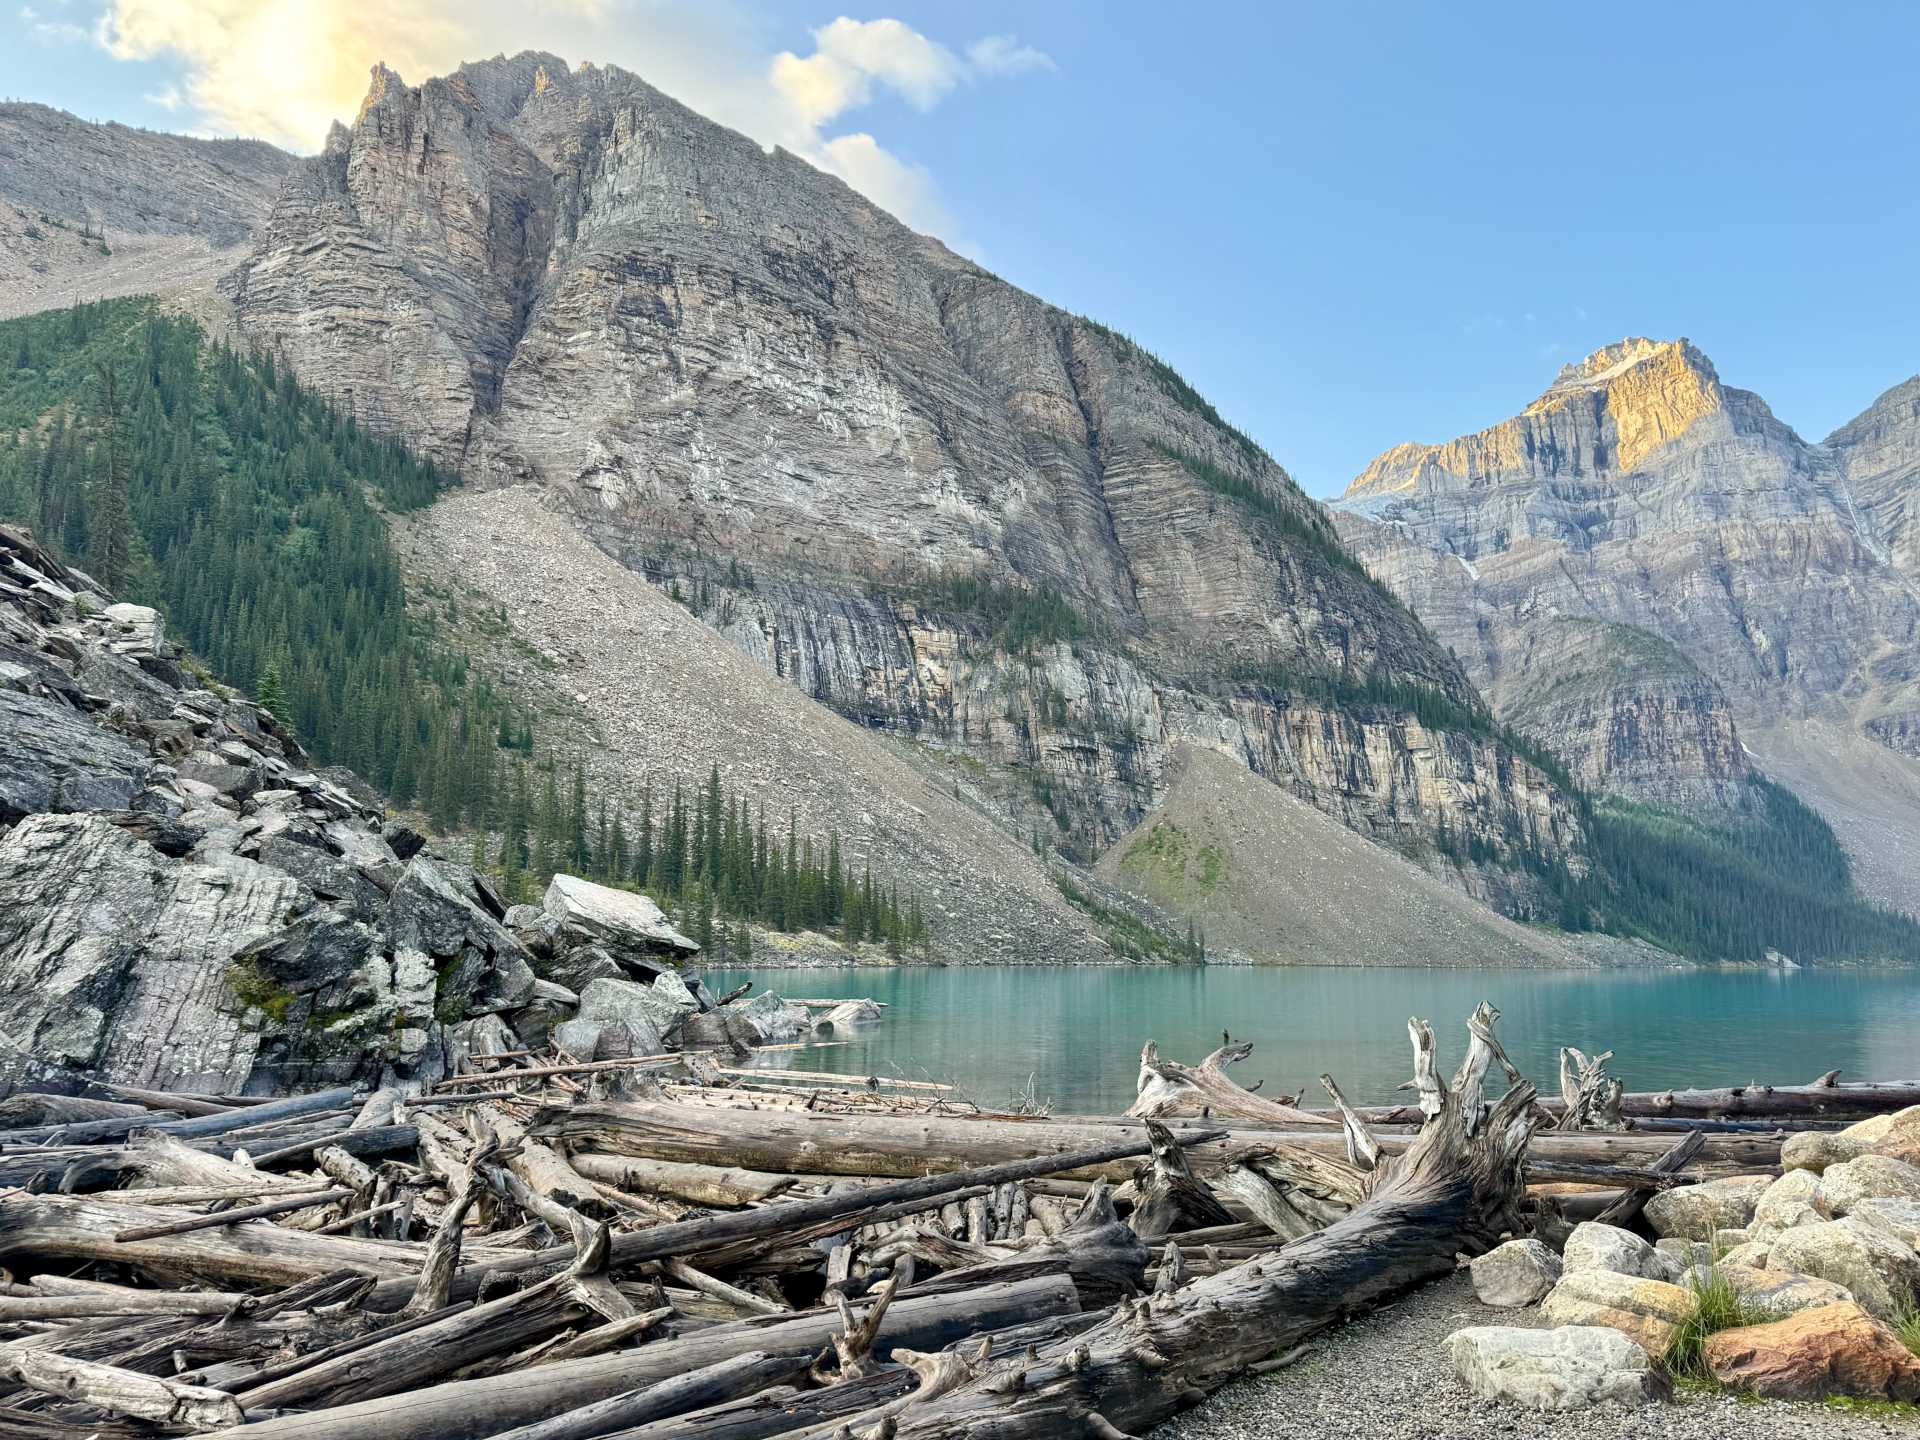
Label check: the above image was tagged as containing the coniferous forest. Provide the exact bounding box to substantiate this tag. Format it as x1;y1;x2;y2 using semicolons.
0;298;929;954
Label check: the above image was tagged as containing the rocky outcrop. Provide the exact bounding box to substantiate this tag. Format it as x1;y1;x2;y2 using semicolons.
1334;337;1920;901
1829;373;1920;580
229;53;1588;915
0;524;541;1092
0;522;848;1092
0;103;289;243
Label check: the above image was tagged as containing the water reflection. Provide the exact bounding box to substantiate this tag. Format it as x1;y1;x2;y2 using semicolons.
708;966;1920;1114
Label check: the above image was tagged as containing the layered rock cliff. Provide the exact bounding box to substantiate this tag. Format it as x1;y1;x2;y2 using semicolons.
224;53;1584;909
1334;338;1920;909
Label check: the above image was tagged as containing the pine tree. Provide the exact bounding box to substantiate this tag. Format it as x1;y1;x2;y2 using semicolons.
89;360;136;591
256;659;291;728
568;763;589;874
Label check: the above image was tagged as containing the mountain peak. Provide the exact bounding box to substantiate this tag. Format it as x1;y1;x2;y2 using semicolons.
1342;336;1726;502
1545;337;1715;395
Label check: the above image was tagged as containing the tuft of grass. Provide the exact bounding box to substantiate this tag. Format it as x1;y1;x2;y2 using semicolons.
1895;1298;1920;1360
1663;1267;1769;1383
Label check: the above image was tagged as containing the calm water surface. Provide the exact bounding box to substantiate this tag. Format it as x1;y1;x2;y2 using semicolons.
707;966;1920;1115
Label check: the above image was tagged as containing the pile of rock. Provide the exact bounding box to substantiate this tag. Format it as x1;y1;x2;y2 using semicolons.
1451;1107;1920;1411
0;523;811;1097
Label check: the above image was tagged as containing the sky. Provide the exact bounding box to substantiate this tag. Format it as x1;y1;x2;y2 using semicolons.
5;2;1919;496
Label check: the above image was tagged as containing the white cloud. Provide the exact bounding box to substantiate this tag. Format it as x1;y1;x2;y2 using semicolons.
143;83;182;109
770;17;961;125
20;2;87;43
966;34;1054;77
89;2;1052;244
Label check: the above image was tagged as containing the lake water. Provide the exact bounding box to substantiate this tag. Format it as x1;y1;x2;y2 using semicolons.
707;966;1920;1115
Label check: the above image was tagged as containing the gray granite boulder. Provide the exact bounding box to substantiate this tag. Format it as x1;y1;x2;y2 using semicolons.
1562;1222;1666;1280
1768;1219;1920;1321
1447;1326;1667;1410
543;874;698;962
1643;1174;1770;1241
1470;1239;1562;1308
1820;1155;1920;1217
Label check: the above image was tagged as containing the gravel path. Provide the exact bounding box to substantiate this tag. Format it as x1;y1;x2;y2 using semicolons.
1152;1272;1920;1440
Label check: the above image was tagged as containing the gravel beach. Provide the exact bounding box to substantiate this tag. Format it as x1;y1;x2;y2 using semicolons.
1152;1272;1920;1440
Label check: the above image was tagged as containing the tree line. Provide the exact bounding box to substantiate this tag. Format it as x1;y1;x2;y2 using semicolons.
485;760;930;962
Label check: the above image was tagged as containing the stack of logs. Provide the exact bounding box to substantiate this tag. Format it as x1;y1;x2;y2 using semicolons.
2;1005;1915;1438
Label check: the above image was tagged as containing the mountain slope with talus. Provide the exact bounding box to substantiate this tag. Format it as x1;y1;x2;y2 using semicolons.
0;103;291;321
1333;337;1920;916
213;51;1590;926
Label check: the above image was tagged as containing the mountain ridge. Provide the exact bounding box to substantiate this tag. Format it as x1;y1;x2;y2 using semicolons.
1333;334;1920;914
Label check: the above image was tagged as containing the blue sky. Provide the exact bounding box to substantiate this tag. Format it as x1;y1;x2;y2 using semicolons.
6;2;1918;494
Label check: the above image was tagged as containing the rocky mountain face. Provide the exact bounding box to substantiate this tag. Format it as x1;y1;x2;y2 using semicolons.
1829;373;1920;732
0;104;291;321
0;523;777;1092
1334;338;1920;906
221;53;1582;910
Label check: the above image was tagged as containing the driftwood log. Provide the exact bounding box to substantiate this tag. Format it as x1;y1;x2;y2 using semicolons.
1127;1040;1317;1124
534;1095;1783;1180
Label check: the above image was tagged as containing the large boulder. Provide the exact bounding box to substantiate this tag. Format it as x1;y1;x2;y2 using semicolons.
821;998;884;1027
1562;1222;1666;1280
1849;1197;1920;1248
1751;1167;1829;1238
550;977;683;1060
677;990;807;1052
1718;1266;1857;1319
1767;1218;1920;1321
1539;1269;1694;1354
1820;1155;1920;1217
387;856;536;1015
1446;1326;1667;1410
1704;1301;1920;1401
1469;1239;1562;1308
1782;1104;1920;1174
543;875;698;963
100;602;164;653
1643;1174;1770;1241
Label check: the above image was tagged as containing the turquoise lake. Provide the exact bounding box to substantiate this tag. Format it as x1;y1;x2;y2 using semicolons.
707;966;1920;1115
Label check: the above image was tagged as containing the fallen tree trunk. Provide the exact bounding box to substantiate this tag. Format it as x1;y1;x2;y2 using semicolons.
568;1154;796;1207
207;1276;1081;1440
0;1192;520;1288
0;1343;244;1428
536;1096;1780;1180
489;1352;812;1440
1307;1076;1920;1126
